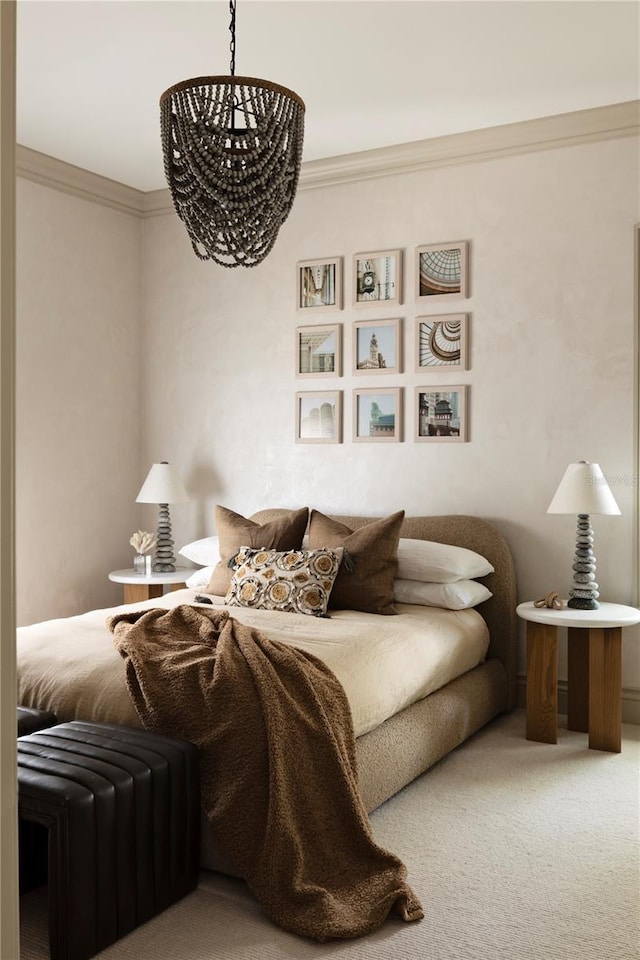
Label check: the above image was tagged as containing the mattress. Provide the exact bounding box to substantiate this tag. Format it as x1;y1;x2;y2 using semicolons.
17;588;490;738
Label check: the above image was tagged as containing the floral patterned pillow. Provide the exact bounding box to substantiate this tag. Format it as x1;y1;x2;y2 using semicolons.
224;546;344;617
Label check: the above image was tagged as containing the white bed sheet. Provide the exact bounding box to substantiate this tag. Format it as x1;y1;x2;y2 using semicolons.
17;589;489;738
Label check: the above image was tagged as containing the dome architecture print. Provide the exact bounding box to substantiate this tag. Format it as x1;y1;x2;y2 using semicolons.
416;314;468;369
428;318;460;362
421;248;460;290
416;241;469;300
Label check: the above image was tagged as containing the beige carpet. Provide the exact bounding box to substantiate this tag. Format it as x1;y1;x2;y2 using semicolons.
20;709;640;960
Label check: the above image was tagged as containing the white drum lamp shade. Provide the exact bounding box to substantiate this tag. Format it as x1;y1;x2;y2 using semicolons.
547;461;620;609
136;462;189;572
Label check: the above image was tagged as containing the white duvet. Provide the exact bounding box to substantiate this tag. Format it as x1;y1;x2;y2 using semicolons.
17;589;490;738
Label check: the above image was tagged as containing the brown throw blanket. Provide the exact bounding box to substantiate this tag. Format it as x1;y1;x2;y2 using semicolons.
108;604;423;941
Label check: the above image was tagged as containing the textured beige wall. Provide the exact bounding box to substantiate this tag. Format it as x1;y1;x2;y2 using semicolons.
141;135;640;690
16;179;142;624
13;134;640;695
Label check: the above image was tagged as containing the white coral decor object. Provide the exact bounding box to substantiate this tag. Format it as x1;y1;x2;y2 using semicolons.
129;530;156;554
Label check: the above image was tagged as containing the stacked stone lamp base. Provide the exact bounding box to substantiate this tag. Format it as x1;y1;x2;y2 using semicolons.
153;503;177;572
568;514;600;610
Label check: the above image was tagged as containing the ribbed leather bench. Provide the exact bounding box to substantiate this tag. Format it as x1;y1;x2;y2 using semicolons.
17;706;57;737
18;721;200;960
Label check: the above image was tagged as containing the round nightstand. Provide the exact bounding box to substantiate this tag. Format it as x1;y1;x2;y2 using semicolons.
516;600;640;753
109;568;189;604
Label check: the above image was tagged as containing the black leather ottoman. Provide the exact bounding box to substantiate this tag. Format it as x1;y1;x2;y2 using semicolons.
18;721;200;960
17;706;57;737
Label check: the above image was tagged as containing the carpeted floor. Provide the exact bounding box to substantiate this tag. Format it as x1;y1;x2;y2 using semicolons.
20;709;640;960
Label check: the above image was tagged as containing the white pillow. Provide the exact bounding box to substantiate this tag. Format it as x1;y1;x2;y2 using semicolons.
179;536;220;567
396;538;494;583
393;578;492;610
185;565;215;589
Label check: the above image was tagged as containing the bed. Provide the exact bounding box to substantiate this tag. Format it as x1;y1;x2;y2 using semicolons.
17;511;517;875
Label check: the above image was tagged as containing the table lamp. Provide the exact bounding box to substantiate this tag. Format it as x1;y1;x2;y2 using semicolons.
136;461;189;572
547;461;620;609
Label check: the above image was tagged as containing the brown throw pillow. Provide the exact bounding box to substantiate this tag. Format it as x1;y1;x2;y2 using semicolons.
206;506;309;596
307;509;405;615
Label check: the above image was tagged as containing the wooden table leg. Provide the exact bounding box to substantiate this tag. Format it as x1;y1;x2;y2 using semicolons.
123;583;164;604
526;621;558;744
588;626;622;753
567;627;589;733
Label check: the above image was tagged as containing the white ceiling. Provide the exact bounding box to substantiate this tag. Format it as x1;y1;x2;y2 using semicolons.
16;0;640;193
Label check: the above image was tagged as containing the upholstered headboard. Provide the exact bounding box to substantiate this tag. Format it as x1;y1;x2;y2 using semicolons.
251;510;518;709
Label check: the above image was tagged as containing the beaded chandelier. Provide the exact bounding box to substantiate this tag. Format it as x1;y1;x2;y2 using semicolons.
160;1;305;268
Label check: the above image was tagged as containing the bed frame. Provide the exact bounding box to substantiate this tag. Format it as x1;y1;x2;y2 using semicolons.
250;510;517;813
18;510;517;876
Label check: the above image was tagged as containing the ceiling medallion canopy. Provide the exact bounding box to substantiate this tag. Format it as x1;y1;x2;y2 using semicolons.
160;0;305;268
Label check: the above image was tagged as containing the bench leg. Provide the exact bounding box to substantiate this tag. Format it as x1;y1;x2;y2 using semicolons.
20;798;98;960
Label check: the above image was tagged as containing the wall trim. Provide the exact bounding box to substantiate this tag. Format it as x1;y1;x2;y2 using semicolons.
16;144;145;216
516;676;640;727
17;100;640;218
298;100;640;191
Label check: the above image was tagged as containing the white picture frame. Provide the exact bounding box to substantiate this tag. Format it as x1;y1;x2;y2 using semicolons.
415;314;469;371
296;257;343;312
295;323;342;377
353;387;403;443
353;248;402;307
415;241;469;301
414;385;468;442
295;390;343;443
353;317;402;375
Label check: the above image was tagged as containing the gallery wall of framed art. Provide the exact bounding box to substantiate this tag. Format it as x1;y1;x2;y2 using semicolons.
294;241;472;443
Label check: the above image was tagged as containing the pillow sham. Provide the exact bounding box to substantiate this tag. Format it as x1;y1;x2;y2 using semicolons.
186;565;214;589
396;538;494;583
393;578;492;610
307;509;404;615
179;536;220;567
224;546;344;617
206;506;309;596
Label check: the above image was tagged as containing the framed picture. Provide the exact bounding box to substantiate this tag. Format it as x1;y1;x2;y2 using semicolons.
415;241;469;301
353;249;402;307
353;317;401;375
353;387;403;443
297;257;342;312
415;314;469;371
295;324;342;377
414;386;468;442
295;391;342;443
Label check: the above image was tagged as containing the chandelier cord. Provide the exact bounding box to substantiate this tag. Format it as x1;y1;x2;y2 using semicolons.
229;0;236;77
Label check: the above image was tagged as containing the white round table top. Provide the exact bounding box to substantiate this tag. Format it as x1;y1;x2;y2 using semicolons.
108;568;189;585
516;600;640;629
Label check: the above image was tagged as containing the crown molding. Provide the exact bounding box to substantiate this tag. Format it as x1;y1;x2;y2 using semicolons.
299;100;640;190
142;188;174;217
16;145;144;216
16;100;640;218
